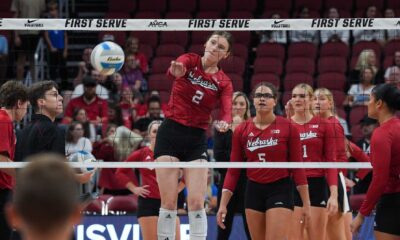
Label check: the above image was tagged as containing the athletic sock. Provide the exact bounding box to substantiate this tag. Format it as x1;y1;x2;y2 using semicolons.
157;208;177;240
188;209;207;240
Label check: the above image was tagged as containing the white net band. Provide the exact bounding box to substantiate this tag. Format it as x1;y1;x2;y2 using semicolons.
1;18;400;31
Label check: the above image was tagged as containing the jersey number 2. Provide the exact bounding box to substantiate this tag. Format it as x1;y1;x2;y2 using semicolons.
192;90;204;104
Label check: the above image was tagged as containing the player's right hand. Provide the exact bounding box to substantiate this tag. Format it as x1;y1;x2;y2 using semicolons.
216;206;228;229
132;185;150;198
170;61;186;78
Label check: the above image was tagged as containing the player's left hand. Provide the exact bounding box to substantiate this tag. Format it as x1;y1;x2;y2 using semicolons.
350;213;364;235
327;195;339;216
214;120;230;132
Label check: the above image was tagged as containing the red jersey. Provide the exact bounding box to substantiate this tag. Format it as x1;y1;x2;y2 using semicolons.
223;116;307;192
360;117;400;216
328;117;348;175
135;52;149;73
164;53;233;130
116;147;160;199
0;110;15;189
292;116;337;186
64;96;108;122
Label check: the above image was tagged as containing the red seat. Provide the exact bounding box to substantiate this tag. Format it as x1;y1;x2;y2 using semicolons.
251;73;281;90
84;199;104;214
349;106;368;126
165;11;192;19
151;57;175;74
227;11;253;19
0;11;13;18
283;73;314;91
384;40;400;57
286;58;315;75
130;31;158;49
256;43;285;61
169;0;196;12
138;0;166;13
188;44;204;56
352;41;382;60
156;44;185;57
355;9;382;17
199;0;226;12
317;73;346;91
295;0;322;11
324;0;353;11
355;0;383;11
134;11;162;19
351;124;363;143
160;31;189;46
148;74;173;91
191;31;213;44
230;0;257;11
139;44;154;61
227;73;244;91
281;91;292;106
231;31;251;45
107;195;138;214
98;31;126;46
349;194;366;211
98;194;113;202
196;11;222;19
254;57;283;75
383;56;394;70
232;43;249;61
387;0;400;9
220;56;246;76
336;107;346;119
0;0;11;12
288;42;317;59
105;12;131;19
318;57;347;74
332;90;346;108
158;90;170;103
264;0;292;12
108;0;136;13
262;10;290;18
320;42;349;58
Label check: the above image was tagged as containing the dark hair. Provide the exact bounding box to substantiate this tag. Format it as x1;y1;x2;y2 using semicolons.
147;95;161;107
360;67;375;83
207;31;234;53
251;82;278;100
28;81;58;113
108;102;124;126
371;83;400;112
13;154;79;233
0;80;29;108
65;122;82;143
72;108;91;139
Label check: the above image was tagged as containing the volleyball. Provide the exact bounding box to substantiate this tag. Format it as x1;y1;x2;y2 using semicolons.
68;150;97;173
90;41;125;75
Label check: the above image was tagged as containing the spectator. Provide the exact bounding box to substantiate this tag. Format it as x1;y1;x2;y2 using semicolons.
385;71;400;89
119;86;141;128
65;122;92;156
72;69;109;100
107;101;124;127
356;115;378;155
349;49;382;84
289;6;319;44
0;35;8;86
74;48;93;86
320;8;350;44
63;76;108;127
72;108;96;142
345;67;376;107
384;51;400;82
352;6;385;45
11;0;46;81
43;0;69;90
125;36;149;73
258;13;287;44
133;95;164;136
384;9;400;41
121;53;147;93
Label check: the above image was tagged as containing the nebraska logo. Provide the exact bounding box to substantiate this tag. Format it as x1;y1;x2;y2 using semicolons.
148;20;168;28
247;137;278;152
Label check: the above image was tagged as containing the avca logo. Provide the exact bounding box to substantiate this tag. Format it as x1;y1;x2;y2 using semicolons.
271;19;290;29
148;20;168;28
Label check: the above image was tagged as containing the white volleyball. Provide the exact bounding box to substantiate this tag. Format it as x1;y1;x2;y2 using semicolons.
90;41;125;75
68;150;97;173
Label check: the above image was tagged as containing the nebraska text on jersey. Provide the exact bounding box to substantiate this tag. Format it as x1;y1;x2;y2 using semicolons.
247;137;279;152
300;131;318;141
187;71;218;91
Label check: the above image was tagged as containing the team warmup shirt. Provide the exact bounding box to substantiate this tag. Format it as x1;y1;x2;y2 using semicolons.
360;117;400;216
116;147;160;199
0;110;15;189
223;116;307;192
164;53;233;130
292;116;338;186
347;141;371;180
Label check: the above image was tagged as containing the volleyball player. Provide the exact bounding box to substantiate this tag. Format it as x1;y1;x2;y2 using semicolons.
0;81;29;240
217;82;311;240
154;31;234;240
351;84;400;239
213;91;251;239
6;154;81;240
288;84;338;240
116;120;181;240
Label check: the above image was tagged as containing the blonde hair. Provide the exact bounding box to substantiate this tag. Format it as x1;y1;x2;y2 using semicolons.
108;126;143;161
232;91;251;120
314;88;335;115
293;83;314;114
355;49;378;75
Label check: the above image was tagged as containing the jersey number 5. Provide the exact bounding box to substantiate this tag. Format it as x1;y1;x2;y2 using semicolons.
258;153;266;162
192;90;204;104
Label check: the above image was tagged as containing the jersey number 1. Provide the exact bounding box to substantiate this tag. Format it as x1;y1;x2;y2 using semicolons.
192;90;204;104
302;145;308;158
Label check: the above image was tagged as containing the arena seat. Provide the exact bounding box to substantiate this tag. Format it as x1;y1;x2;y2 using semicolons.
84;199;104;214
355;0;383;12
227;11;253;19
384;40;400;57
331;90;346;108
324;0;353;12
254;57;283;75
165;11;192;19
285;58;315;75
148;74;173;91
220;56;246;76
295;0;322;11
138;0;166;13
383;56;394;70
351;124;363;143
318;57;347;74
320;41;349;58
263;0;292;13
352;41;382;60
158;90;170;103
191;31;213;45
105;12;131;19
226;73;244;91
156;44;185;58
129;31;158;49
0;0;12;12
288;42;317;59
283;73;314;91
196;11;223;19
349;194;366;211
231;31;251;46
107;195;138;214
230;0;257;12
188;44;204;56
231;43;249;61
262;10;290;18
349;106;368;126
151;57;175;74
251;73;281;90
281;91;292;106
168;0;196;12
317;73;346;91
134;11;162;19
199;0;227;12
138;44;154;61
160;31;189;47
256;43;285;61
